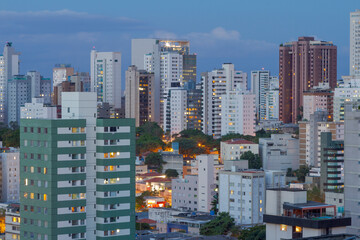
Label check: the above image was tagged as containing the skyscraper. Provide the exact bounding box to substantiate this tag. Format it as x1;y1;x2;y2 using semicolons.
350;10;360;76
20;92;135;239
251;70;270;122
125;65;158;126
279;37;337;123
132;39;196;128
90;50;122;109
8;75;31;124
0;42;20;124
201;63;247;139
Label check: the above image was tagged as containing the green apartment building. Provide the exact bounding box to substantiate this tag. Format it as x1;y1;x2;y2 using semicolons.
20;92;135;240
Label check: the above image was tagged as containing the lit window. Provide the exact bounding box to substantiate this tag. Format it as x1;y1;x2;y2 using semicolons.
280;224;287;231
43;194;47;201
30;193;34;199
295;226;302;233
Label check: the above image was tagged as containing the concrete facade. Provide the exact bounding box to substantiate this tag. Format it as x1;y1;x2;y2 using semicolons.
259;134;299;171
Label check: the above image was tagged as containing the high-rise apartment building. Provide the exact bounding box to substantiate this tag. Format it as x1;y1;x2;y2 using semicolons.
251;70;270;122
221;91;256;136
279;37;337;123
303;89;333;121
0;42;20;124
20;98;57;120
350;10;360;76
164;88;187;136
344;104;360;234
20;92;135;240
334;76;360;122
52;64;74;88
132;39;195;128
125;65;158;126
0;148;20;203
299;111;344;167
201;63;247;139
319;132;344;193
8;75;31;124
27;71;52;104
184;80;202;131
90;50;122;109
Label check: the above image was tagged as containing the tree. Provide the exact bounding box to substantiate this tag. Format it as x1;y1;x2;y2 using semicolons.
136;122;163;138
239;225;266;240
136;122;166;154
145;153;166;173
165;169;179;178
240;151;262;169
135;195;146;211
136;222;151;230
210;193;219;215
200;212;235;236
174;138;206;156
307;186;325;203
294;165;310;182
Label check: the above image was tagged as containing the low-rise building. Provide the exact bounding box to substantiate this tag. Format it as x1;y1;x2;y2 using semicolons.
172;175;198;211
161;151;183;176
259;134;299;171
20;98;57;120
219;169;265;226
264;188;351;240
5;203;20;240
220;139;258;162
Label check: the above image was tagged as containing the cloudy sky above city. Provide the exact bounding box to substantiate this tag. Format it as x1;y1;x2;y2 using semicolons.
0;0;358;81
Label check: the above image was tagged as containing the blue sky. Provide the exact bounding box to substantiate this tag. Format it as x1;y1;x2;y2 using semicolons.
0;0;358;85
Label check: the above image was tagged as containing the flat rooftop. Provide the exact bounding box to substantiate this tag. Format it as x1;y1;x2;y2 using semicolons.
284;201;334;210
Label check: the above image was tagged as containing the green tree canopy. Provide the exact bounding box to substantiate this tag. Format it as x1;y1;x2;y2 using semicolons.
200;212;235;236
145;153;166;173
173;138;206;156
136;122;165;155
165;169;179;178
240;151;262;169
294;165;310;182
239;225;266;240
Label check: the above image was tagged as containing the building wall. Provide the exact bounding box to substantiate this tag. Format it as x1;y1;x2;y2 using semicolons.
0;151;20;202
172;175;198;211
344;106;360;235
219;171;265;225
8;75;31;124
279;37;337;123
350;10;360;76
90;51;122;109
197;155;216;212
221;91;256;136
20;92;135;240
201;64;247;139
259;134;299;171
220;141;258;162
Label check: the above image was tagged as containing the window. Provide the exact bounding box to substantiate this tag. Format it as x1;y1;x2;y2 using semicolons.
24;127;27;133
295;226;302;233
43;194;47;201
44;128;48;134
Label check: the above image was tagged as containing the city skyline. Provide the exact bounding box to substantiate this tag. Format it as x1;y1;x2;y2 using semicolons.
0;0;358;84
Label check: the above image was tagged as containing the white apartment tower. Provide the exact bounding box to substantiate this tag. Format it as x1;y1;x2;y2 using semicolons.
251;70;270;122
90;50;122;109
165;88;187;136
219;170;265;225
350;10;360;76
221;91;256;136
202;63;247;139
0;42;20;123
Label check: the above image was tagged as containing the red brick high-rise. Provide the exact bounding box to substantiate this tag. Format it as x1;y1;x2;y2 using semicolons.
279;37;337;123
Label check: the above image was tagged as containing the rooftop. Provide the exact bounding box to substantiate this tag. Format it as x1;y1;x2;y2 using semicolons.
223;139;256;145
283;201;334;210
136;218;156;224
143;177;171;183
